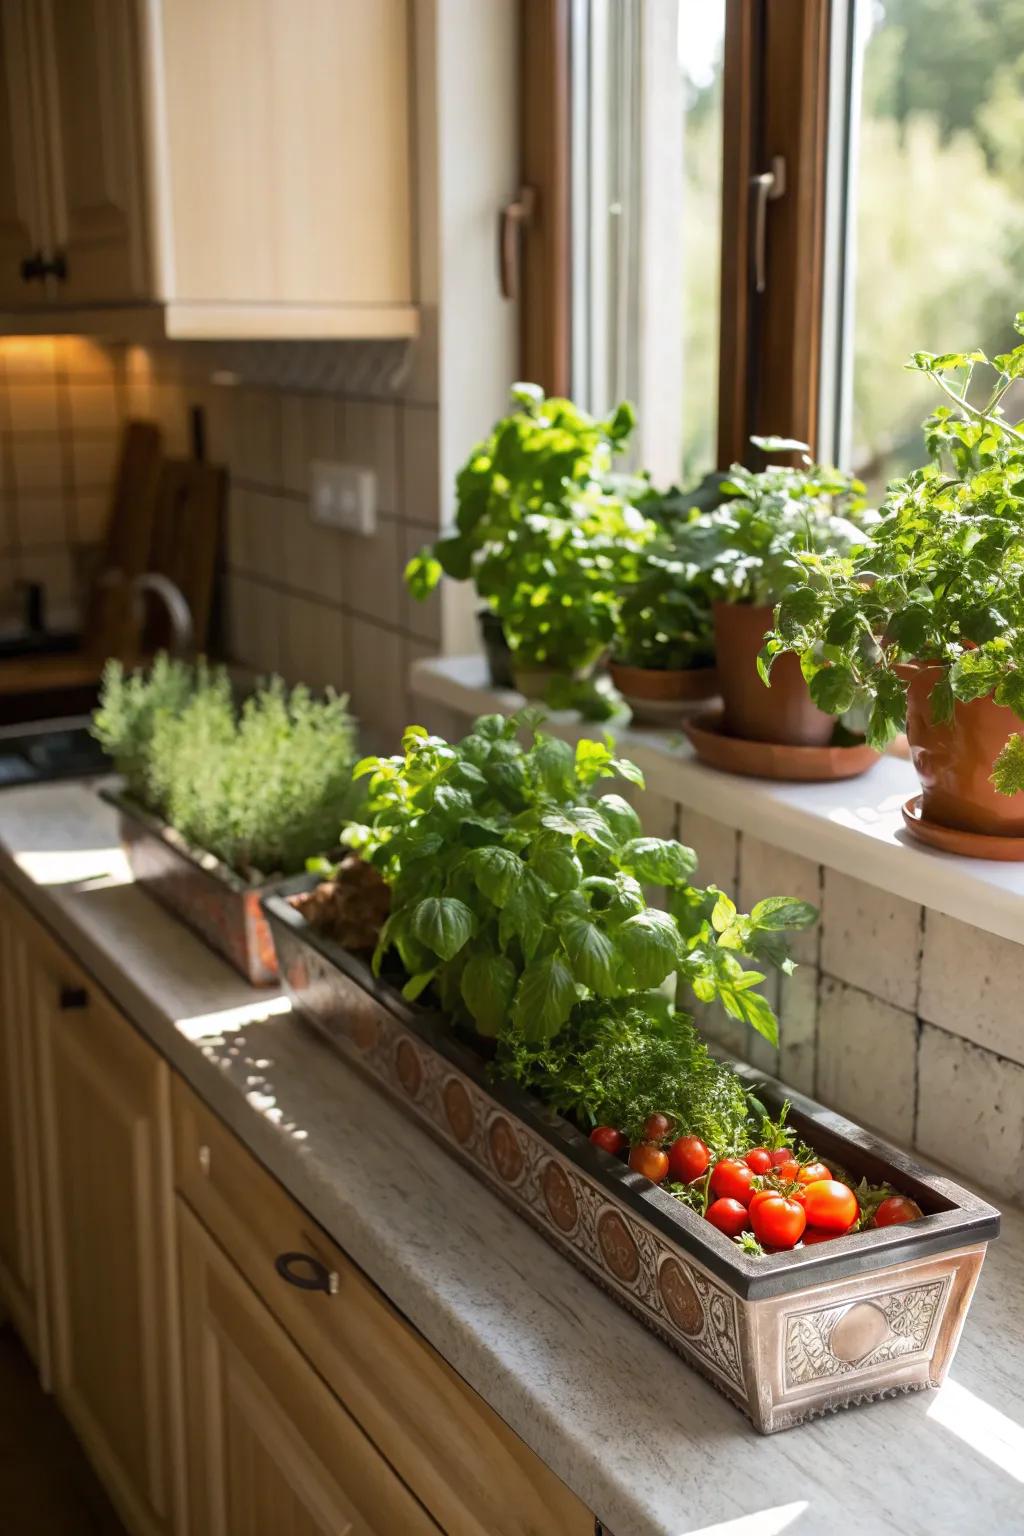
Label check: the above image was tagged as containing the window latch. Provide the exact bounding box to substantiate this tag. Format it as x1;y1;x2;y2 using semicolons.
498;185;536;300
750;156;786;294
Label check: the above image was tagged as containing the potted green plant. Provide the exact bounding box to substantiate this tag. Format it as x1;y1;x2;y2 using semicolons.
92;655;358;982
608;541;717;723
761;319;1024;850
675;440;875;749
404;384;647;692
261;713;996;1432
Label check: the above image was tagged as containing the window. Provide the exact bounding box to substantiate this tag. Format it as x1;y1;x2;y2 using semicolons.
822;0;1024;495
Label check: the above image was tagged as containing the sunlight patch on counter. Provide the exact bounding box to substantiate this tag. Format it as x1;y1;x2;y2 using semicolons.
927;1377;1024;1482
177;995;292;1042
15;847;130;887
680;1500;808;1536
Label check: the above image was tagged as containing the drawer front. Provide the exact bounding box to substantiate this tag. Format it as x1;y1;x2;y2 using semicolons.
173;1077;594;1536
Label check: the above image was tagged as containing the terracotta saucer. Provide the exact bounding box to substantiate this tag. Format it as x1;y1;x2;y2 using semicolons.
901;796;1024;861
683;710;878;782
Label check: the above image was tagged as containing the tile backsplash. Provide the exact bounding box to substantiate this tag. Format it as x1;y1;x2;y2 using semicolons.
0;330;444;749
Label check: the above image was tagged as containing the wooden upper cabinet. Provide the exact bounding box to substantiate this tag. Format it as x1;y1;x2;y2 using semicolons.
0;0;416;337
34;0;151;305
0;0;49;306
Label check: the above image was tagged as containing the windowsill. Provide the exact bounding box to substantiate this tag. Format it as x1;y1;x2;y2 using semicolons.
411;654;1024;945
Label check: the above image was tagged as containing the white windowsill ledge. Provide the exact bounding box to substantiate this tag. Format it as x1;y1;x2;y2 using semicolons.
410;654;1024;947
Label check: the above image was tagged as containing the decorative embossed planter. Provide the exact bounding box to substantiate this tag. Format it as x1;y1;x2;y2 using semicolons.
264;876;999;1433
103;788;279;985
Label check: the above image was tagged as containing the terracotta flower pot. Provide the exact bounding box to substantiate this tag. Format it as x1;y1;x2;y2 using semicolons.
713;601;835;747
897;662;1024;836
608;661;719;725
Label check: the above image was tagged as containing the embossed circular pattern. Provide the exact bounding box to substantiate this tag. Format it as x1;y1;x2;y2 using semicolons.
597;1207;641;1284
348;1008;379;1053
394;1037;423;1098
541;1159;580;1233
442;1077;475;1144
830;1301;891;1365
488;1114;525;1184
658;1257;704;1337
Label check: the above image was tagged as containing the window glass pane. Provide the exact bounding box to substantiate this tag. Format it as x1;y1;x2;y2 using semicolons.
846;0;1024;497
679;1;725;485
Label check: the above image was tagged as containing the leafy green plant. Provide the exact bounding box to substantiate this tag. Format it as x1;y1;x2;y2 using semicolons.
405;384;652;672
612;542;715;671
760;316;1024;789
673;437;875;606
93;657;358;880
342;714;816;1045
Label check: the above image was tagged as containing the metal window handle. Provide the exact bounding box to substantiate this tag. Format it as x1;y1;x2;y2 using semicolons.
498;184;536;300
751;156;786;294
197;1144;211;1177
275;1251;340;1295
59;986;88;1011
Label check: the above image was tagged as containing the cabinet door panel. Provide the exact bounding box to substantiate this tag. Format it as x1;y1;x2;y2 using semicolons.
38;981;179;1536
0;894;48;1370
36;0;150;302
0;0;49;305
178;1201;441;1536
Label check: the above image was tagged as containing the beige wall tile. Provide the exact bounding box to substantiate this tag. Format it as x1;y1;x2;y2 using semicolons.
816;976;917;1144
71;435;119;493
0;337;58;380
12;548;76;615
346;614;405;751
337;399;399;515
6;380;60;433
341;515;402;626
919;911;1024;1067
11;437;66;494
820;868;921;1012
677;808;737;898
399;520;441;644
738;834;821;965
916;1024;1024;1203
281;392;335;496
236;388;283;487
281;505;345;606
67;379;120;434
777;963;818;1097
400;403;441;527
14;494;69;548
73;492;110;546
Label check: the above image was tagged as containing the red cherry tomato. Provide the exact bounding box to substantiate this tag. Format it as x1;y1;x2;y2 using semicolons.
628;1143;670;1183
705;1198;749;1238
709;1158;755;1206
744;1147;773;1175
797;1161;832;1185
873;1195;924;1228
667;1134;710;1184
802;1179;859;1232
772;1157;802;1183
770;1148;794;1167
747;1188;777;1221
749;1192;806;1250
589;1126;626;1157
642;1113;674;1143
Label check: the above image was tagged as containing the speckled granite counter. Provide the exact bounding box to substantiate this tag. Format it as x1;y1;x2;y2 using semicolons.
2;779;1023;1536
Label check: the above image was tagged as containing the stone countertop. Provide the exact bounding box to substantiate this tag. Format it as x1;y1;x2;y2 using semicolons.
2;779;1023;1536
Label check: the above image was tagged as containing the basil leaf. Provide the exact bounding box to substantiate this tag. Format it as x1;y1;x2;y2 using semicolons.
460;953;517;1036
616;908;680;988
597;793;643;843
621;836;697;886
511;955;579;1041
466;845;523;904
750;896;818;931
410;896;475;961
560;915;619;996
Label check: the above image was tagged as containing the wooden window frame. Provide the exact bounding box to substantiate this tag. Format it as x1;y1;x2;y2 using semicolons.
718;0;833;468
517;0;571;394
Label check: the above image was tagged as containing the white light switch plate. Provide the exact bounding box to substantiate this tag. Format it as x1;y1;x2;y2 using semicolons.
310;461;377;535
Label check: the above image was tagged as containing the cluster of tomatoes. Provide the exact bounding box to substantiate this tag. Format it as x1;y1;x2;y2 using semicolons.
589;1115;922;1253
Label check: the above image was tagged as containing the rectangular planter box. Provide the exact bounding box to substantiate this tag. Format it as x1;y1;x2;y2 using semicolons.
103;787;279;986
263;875;999;1433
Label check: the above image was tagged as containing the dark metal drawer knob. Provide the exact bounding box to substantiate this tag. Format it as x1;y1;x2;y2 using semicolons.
59;986;88;1010
274;1251;339;1295
20;250;46;282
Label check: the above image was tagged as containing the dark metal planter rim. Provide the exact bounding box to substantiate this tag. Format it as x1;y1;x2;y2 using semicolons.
100;786;275;896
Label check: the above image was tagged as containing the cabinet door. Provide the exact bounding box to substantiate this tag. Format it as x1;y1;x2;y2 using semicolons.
37;976;182;1536
178;1201;442;1536
0;0;50;305
34;0;151;303
0;892;48;1375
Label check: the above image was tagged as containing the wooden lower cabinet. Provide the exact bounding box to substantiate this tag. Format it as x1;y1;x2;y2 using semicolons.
35;961;184;1536
178;1200;442;1536
0;890;49;1376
